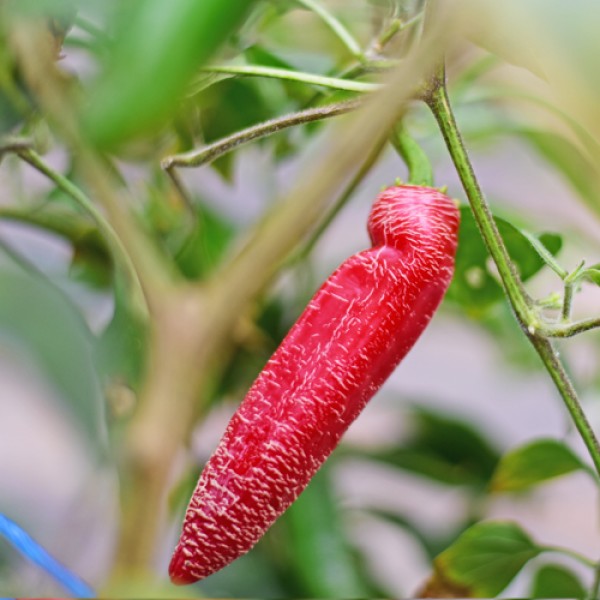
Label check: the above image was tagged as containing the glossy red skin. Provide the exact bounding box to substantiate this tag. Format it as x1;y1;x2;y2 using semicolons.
169;185;459;584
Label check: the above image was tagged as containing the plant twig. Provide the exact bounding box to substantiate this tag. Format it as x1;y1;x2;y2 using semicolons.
423;66;534;323
520;229;568;279
201;64;380;93
162;99;362;170
16;147;148;316
390;123;434;186
544;317;600;338
0;135;33;161
541;544;597;569
10;20;176;313
424;63;600;477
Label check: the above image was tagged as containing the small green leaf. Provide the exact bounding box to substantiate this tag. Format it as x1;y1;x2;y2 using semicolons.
447;206;562;314
530;563;586;599
427;521;541;597
581;264;600;286
490;439;585;493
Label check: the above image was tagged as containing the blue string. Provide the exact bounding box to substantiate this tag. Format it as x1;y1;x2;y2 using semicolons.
0;514;95;598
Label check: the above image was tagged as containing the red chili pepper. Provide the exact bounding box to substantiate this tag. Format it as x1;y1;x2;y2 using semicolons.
169;185;459;584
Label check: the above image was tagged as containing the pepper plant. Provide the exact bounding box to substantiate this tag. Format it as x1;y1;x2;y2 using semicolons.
1;0;600;598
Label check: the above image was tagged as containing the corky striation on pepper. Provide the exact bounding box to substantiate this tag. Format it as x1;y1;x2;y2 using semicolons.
169;185;460;584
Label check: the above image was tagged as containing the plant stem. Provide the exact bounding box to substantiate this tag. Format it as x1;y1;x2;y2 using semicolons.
561;281;575;321
520;229;568;279
545;318;600;338
424;63;600;477
10;20;175;314
424;66;534;323
16;148;148;315
390;123;434;186
295;0;364;62
162;99;362;170
541;544;597;569
0;135;33;161
201;64;380;93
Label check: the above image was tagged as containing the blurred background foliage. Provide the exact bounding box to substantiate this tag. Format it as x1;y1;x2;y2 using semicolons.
1;0;600;597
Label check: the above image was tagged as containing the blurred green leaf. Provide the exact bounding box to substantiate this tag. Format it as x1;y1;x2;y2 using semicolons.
367;508;462;560
520;129;600;218
490;439;585;493
143;180;235;280
447;206;562;314
0;266;105;452
174;204;235;280
581;264;600;287
424;521;541;597
530;563;586;599
83;0;258;148
278;464;372;597
365;406;500;488
197;77;287;179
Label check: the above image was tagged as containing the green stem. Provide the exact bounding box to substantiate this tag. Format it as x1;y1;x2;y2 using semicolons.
541;545;597;569
390;124;434;186
0;136;33;161
295;0;364;62
162;99;362;170
424;66;534;322
561;281;575;322
544;317;600;338
17;148;147;316
0;204;106;249
201;64;380;93
371;12;425;55
424;64;600;478
520;229;568;279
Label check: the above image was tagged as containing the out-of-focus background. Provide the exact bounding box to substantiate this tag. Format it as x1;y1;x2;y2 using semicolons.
1;0;600;597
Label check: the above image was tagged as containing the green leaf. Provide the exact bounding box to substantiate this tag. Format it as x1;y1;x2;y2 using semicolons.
174;204;235;279
83;0;258;148
490;439;585;493
447;206;562;314
0;267;105;452
424;521;541;597
367;508;461;560
530;563;586;599
365;406;500;488
581;264;600;287
519;129;600;219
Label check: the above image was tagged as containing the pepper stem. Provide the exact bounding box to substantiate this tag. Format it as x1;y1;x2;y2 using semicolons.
424;62;600;478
